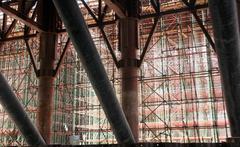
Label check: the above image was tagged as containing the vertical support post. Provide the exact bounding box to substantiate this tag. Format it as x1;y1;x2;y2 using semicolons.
119;1;139;141
209;0;240;137
119;18;139;141
36;0;57;143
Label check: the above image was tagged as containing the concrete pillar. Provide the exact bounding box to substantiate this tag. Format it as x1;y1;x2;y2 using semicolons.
119;18;139;141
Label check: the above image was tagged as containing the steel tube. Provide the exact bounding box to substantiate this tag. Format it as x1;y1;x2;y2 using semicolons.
209;0;240;136
120;18;139;141
0;72;46;145
36;1;57;143
237;0;240;31
52;0;135;143
37;33;56;144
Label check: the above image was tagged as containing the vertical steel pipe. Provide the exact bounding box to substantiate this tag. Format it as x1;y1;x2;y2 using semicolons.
0;73;46;145
37;33;56;143
52;0;135;143
209;0;240;136
119;18;139;141
36;0;57;143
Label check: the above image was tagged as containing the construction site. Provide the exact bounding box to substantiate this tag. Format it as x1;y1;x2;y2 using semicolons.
0;0;239;146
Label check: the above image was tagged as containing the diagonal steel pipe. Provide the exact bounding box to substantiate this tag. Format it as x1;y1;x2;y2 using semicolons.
0;72;46;145
209;0;240;137
52;0;135;143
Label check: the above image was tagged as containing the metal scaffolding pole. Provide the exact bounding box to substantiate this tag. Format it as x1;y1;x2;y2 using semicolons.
119;18;139;141
52;0;135;143
209;0;240;137
36;0;57;143
0;72;46;145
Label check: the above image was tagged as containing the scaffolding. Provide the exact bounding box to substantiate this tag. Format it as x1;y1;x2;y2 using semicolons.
0;0;230;145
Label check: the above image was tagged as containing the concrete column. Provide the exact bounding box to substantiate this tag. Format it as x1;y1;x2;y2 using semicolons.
120;18;139;141
36;0;57;143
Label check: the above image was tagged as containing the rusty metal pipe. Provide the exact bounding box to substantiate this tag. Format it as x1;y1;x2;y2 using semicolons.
119;18;139;141
36;1;57;143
